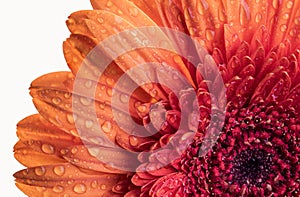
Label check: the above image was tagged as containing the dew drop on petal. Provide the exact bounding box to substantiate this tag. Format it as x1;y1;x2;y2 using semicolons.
289;29;297;37
54;165;65;176
280;24;287;32
286;1;293;9
128;6;139;17
34;166;46;176
255;13;262;23
99;103;106;110
73;183;87;194
97;17;104;24
36;187;46;192
205;29;215;41
100;184;107;190
52;97;62;105
106;0;113;7
71;147;78;154
239;1;250;26
283;13;289;20
64;93;71;99
41;144;55;154
150;89;158;97
53;185;64;193
67;113;75;124
106;78;114;86
120;94;129;103
101;121;112;133
80;97;92;106
129;135;139;147
70;129;79;137
272;0;278;9
91;180;98;189
85;120;94;129
137;105;147;113
106;88;113;97
60;149;68;155
294;17;300;25
218;8;226;22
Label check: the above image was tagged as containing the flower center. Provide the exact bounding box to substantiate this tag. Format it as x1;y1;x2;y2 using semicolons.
231;149;273;187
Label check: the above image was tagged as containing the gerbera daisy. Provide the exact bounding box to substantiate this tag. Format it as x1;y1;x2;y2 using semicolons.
14;0;299;196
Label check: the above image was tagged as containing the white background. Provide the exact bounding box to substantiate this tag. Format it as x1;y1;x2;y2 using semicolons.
1;1;91;195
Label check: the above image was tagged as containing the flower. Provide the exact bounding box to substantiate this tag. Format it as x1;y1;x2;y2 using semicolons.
14;0;300;196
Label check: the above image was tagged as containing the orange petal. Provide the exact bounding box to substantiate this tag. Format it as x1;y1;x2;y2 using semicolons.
62;145;138;173
224;0;268;42
15;114;81;167
14;141;65;167
14;163;128;196
91;0;164;26
181;0;226;53
66;10;194;87
17;114;81;146
267;0;300;49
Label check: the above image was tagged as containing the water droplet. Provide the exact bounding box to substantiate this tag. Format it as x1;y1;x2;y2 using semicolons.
272;0;278;8
34;167;46;176
88;147;100;157
85;120;94;129
128;6;139;17
106;78;114;86
283;13;289;20
205;29;215;41
53;185;64;193
41;144;55;154
99;103;106;110
97;17;104;24
196;1;205;15
129;136;139;146
294;17;300;25
101;121;112;133
60;149;68;155
70;129;79;137
218;8;226;22
286;1;293;8
239;1;250;26
64;92;71;99
52;97;62;105
36;187;46;192
91;180;98;189
255;13;262;23
119;94;129;104
106;88;113;97
67;113;75;124
73;183;87;194
71;147;78;154
280;24;287;32
80;97;92;106
137;105;147;113
54;165;65;176
100;184;107;190
106;1;113;7
65;103;71;108
289;29;296;37
150;89;158;97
